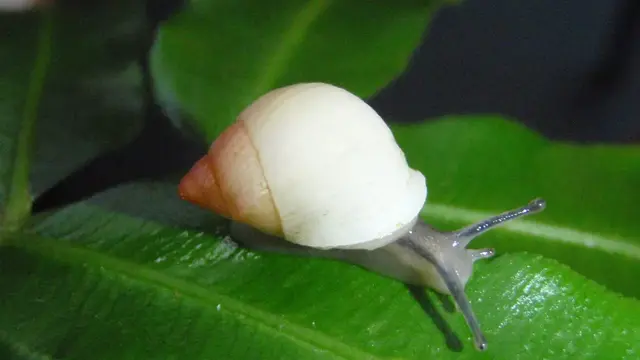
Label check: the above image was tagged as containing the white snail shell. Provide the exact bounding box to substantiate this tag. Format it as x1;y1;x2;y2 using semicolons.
179;82;427;250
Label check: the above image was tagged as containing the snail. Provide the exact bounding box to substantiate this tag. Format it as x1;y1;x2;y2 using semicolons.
178;82;546;351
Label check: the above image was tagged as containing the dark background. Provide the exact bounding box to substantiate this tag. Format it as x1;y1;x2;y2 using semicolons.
372;0;640;144
34;0;640;212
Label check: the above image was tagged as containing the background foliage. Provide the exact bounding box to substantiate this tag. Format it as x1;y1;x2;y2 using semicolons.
1;0;639;359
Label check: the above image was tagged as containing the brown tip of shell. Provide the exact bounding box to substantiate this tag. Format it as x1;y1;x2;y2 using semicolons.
178;154;231;218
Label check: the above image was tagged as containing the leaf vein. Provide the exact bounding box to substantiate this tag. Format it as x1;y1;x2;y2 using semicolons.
2;11;53;231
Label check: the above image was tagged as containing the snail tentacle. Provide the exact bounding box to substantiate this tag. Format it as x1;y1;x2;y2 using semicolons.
454;198;547;247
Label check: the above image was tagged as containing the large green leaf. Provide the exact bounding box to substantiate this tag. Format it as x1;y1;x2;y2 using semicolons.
150;0;444;139
0;2;145;229
2;118;640;359
391;116;640;298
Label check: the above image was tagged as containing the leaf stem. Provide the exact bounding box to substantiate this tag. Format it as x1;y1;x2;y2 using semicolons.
2;11;53;233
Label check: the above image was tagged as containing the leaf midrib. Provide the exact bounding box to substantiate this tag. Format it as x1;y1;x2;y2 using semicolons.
2;11;53;231
7;232;381;360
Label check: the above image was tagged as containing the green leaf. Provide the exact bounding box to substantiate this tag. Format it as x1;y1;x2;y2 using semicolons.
2;117;640;359
150;0;445;140
391;116;640;298
0;2;146;229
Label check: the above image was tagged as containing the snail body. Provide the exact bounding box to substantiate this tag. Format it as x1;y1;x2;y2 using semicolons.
179;82;546;351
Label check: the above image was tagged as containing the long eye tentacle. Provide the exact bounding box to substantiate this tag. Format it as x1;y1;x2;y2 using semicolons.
454;198;546;247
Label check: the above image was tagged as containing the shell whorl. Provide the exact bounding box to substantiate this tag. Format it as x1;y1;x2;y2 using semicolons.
179;82;427;249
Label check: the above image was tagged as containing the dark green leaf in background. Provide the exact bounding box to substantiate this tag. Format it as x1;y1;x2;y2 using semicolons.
151;0;445;139
0;1;146;229
1;119;639;359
